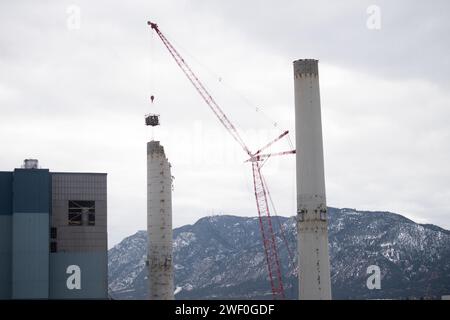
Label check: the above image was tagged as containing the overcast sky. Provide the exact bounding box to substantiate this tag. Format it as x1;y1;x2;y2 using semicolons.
1;1;449;247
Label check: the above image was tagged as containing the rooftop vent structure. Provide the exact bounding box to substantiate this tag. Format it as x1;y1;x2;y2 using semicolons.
22;159;39;169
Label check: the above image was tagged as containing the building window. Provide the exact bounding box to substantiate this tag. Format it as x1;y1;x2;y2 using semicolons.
50;241;57;253
68;200;95;226
88;212;95;226
297;209;306;222
320;209;327;221
50;227;57;239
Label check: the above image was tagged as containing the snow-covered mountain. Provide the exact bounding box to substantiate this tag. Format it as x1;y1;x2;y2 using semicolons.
108;207;450;299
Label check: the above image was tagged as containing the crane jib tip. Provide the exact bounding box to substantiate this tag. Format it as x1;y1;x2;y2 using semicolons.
147;21;158;29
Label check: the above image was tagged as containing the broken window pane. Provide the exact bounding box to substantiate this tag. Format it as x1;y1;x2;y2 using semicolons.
68;200;95;226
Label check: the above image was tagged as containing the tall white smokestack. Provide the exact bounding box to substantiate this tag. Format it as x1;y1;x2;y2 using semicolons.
147;140;174;300
294;59;332;300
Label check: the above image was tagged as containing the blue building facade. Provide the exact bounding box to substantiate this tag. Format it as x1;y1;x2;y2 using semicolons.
0;172;13;298
0;160;107;299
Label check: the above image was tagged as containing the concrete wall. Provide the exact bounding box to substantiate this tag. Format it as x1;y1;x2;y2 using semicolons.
0;172;12;298
49;252;107;299
50;173;107;299
51;173;107;252
12;169;50;299
12;213;49;299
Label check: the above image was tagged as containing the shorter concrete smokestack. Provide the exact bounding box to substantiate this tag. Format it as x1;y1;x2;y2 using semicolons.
147;141;174;300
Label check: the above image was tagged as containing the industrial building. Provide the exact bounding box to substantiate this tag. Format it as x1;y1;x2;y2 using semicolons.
0;159;108;299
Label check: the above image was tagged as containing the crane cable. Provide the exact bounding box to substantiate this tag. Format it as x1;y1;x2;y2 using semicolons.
149;28;155;99
261;174;297;275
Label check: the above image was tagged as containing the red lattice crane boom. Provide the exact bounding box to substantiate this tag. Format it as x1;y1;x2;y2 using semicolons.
148;21;295;299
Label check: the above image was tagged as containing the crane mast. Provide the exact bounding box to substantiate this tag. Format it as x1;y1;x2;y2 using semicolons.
148;21;293;299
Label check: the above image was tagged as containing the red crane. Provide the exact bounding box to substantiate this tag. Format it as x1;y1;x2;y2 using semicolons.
148;21;295;299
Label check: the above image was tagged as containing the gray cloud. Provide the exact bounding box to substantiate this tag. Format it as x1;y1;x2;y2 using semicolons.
1;1;449;247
